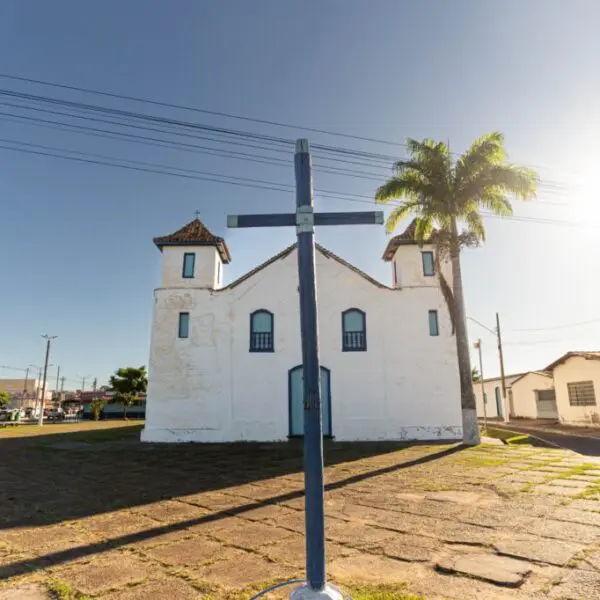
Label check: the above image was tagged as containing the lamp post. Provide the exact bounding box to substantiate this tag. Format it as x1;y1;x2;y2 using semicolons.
474;339;487;432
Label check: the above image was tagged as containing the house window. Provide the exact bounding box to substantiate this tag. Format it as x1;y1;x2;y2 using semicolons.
178;312;190;339
422;251;435;276
428;310;439;336
182;253;195;278
250;310;274;352
567;381;596;406
342;308;366;351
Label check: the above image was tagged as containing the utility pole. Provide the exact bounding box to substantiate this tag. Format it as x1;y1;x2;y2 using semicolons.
81;376;87;392
474;339;487;432
22;366;30;409
60;376;65;392
55;366;61;395
39;335;57;426
496;312;509;422
92;377;97;392
228;139;382;600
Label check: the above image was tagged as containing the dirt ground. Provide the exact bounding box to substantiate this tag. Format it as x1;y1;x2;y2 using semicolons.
2;422;600;599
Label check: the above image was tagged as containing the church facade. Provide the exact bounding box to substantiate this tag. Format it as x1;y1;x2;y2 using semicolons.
141;218;462;443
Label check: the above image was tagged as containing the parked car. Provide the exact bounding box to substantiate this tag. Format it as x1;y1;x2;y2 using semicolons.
48;407;65;422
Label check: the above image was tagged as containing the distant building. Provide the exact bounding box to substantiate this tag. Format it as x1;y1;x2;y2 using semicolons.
0;378;52;409
475;351;600;426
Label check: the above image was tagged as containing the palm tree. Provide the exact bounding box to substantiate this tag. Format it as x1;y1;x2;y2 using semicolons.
109;366;147;420
375;132;537;445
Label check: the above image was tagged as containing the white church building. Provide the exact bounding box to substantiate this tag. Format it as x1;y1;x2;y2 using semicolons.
141;218;462;443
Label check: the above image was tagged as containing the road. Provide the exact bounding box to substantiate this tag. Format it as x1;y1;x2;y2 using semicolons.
494;422;600;457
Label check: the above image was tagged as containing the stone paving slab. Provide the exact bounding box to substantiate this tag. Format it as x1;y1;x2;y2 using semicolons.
546;478;592;489
526;518;600;544
53;553;152;595
188;548;295;588
103;577;201;599
533;484;582;496
0;586;49;600
553;506;600;526
436;553;532;587
570;498;600;512
549;568;600;598
140;536;232;566
494;536;584;566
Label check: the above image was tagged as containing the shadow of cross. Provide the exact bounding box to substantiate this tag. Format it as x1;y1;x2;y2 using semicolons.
0;444;465;580
228;138;383;593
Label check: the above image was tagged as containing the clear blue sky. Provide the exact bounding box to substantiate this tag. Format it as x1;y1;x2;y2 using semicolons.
1;0;599;388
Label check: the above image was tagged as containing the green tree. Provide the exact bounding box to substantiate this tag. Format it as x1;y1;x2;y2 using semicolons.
471;367;481;382
109;366;147;420
90;397;105;421
375;132;537;445
0;390;10;409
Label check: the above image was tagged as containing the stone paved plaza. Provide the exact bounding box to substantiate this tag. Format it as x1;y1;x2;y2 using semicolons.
2;423;600;598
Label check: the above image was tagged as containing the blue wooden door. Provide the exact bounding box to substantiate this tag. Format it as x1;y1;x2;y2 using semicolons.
289;366;331;437
495;386;503;418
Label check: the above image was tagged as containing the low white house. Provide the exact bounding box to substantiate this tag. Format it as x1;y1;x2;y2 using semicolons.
142;218;463;443
473;373;525;420
549;352;600;426
509;371;556;419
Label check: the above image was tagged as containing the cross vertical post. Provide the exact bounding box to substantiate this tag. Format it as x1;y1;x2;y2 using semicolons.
294;139;326;592
227;138;382;599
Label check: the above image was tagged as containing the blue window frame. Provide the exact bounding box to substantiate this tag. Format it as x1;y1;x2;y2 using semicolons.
182;253;195;278
422;251;435;276
342;308;366;351
428;310;439;336
250;310;274;352
178;312;190;338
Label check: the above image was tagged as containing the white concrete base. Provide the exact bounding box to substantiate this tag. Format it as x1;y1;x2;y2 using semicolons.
140;425;463;444
462;408;480;445
289;583;344;599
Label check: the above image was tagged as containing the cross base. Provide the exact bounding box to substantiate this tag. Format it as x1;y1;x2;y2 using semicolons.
289;583;344;599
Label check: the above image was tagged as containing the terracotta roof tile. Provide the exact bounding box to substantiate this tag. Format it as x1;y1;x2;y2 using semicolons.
153;219;231;263
545;351;600;371
382;219;433;261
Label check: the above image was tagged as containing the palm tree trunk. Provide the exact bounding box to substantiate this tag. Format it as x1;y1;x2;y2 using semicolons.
450;219;480;445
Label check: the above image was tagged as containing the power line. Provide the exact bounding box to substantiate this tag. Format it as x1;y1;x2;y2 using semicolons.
0;137;590;228
0;101;578;201
0;72;585;178
0;85;582;189
509;317;600;332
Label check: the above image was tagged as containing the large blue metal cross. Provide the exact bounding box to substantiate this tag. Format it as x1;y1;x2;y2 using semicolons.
228;139;383;596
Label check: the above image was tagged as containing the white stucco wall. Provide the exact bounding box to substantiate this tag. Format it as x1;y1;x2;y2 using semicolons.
161;246;223;289
553;357;600;425
393;245;452;290
143;242;462;443
510;373;555;419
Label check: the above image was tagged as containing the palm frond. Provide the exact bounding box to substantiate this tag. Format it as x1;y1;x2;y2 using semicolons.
414;216;434;242
454;132;506;185
464;211;486;242
477;188;513;216
383;202;421;233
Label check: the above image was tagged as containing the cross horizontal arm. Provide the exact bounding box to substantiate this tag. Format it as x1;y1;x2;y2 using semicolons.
227;213;296;228
314;211;384;226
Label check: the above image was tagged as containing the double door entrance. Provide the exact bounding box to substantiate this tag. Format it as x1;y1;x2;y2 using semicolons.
288;365;331;437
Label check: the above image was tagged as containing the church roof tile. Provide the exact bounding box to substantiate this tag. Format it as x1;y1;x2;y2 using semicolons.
153;219;231;263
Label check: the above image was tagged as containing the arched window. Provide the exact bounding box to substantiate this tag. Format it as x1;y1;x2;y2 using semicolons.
250;310;274;352
342;308;366;351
